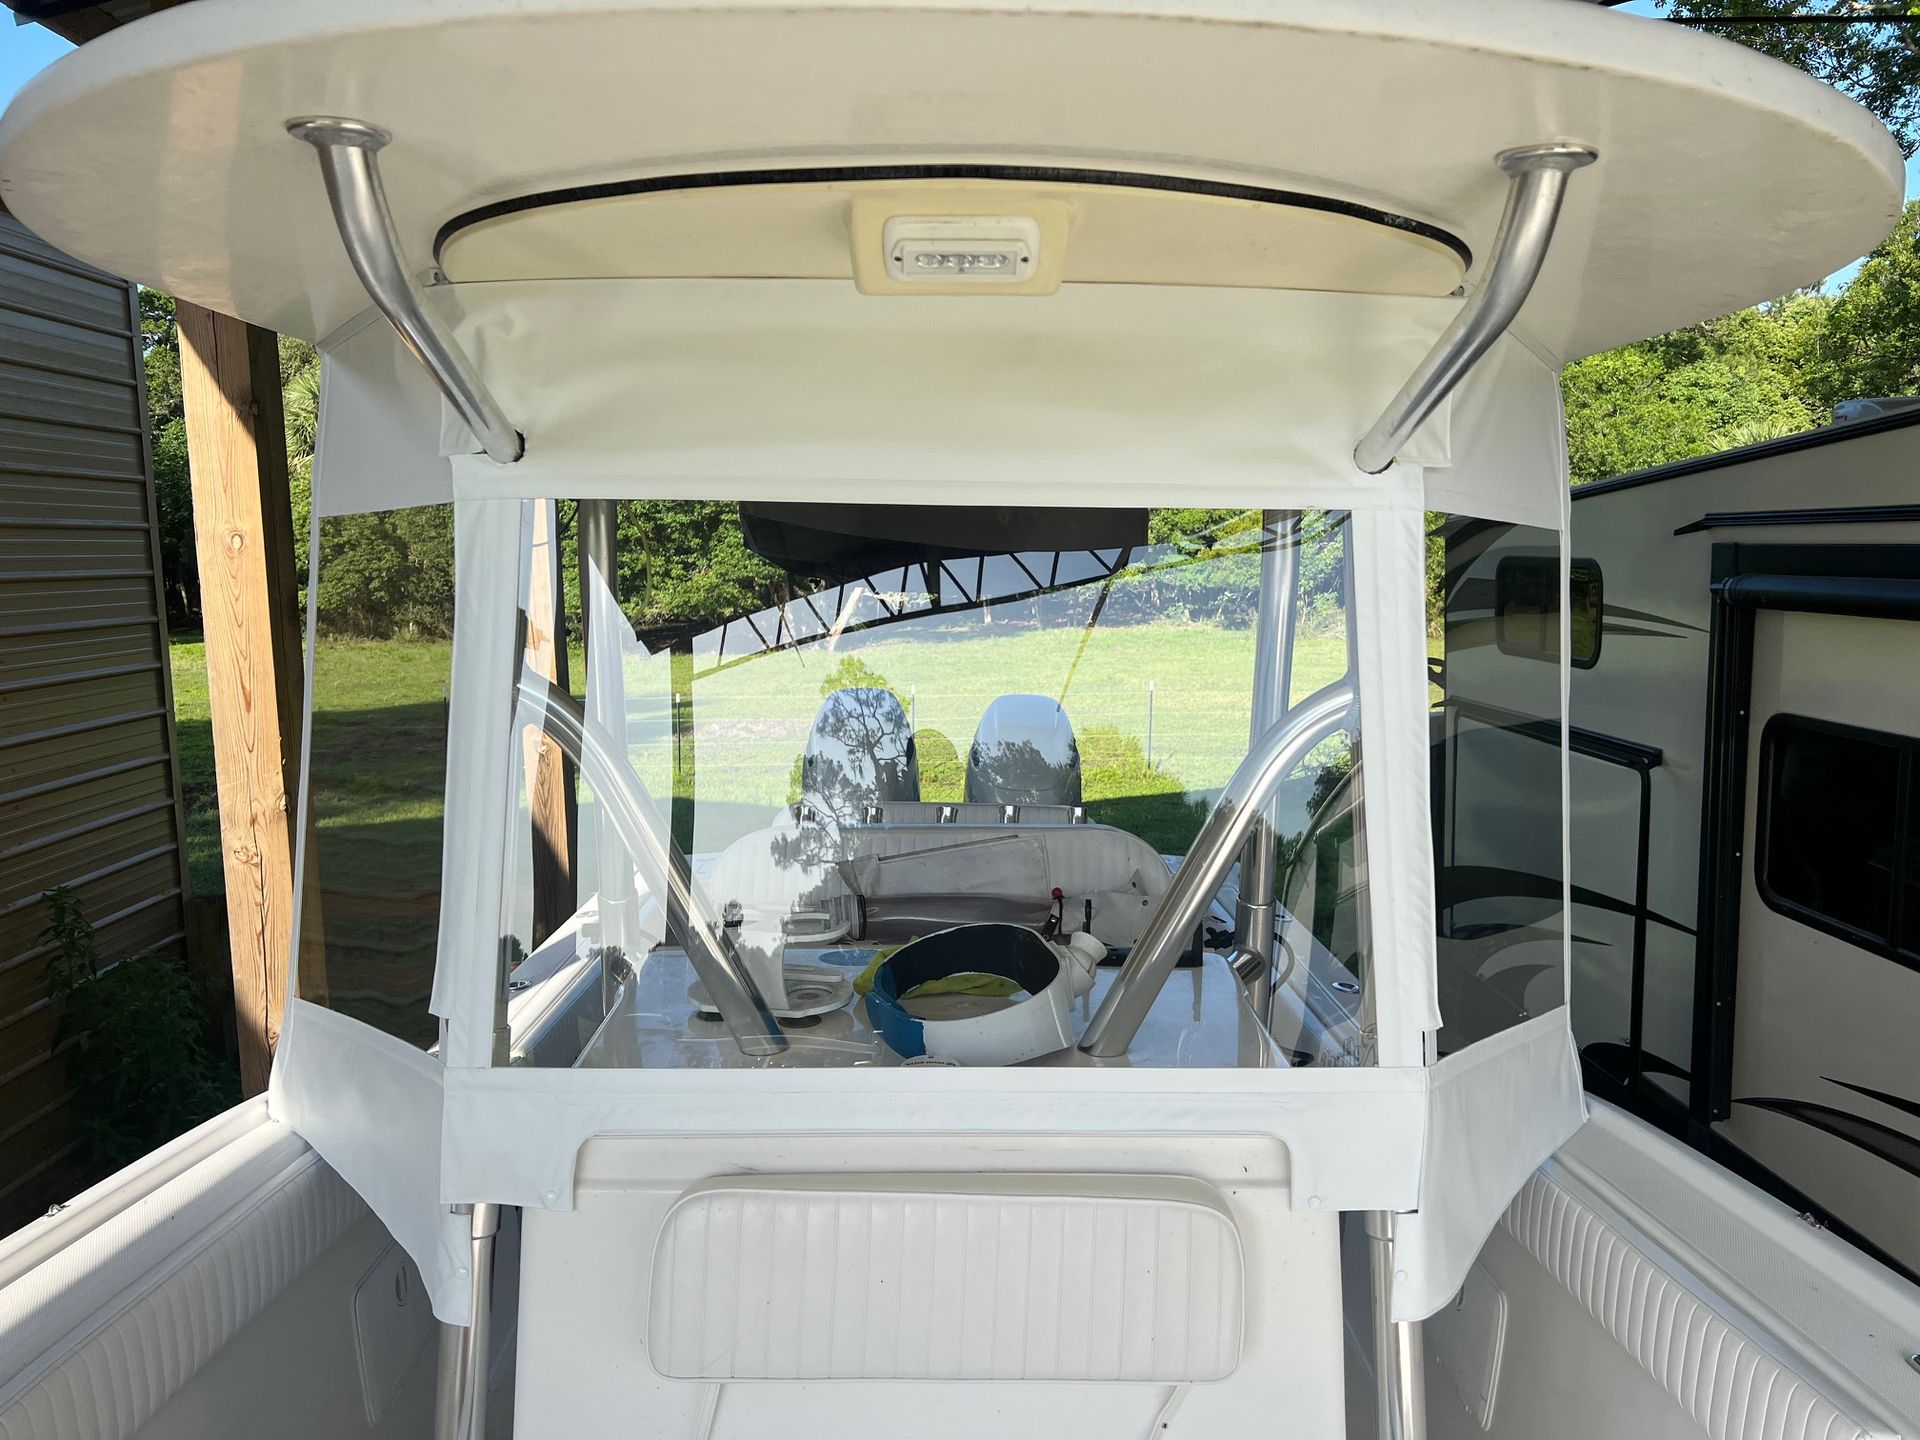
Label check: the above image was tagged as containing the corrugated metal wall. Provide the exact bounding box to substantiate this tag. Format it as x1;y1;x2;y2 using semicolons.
0;205;192;1230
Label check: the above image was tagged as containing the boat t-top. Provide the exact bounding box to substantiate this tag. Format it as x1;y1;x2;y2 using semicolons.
0;3;1909;1438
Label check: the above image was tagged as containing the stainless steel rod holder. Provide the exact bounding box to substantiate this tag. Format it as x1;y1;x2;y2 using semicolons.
515;675;787;1056
1353;142;1596;476
287;116;524;466
1079;683;1354;1058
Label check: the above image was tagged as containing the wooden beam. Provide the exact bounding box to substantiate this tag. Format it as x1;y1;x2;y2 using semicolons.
522;501;577;948
176;302;306;1095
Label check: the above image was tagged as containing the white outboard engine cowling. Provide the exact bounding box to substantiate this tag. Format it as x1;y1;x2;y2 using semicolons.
966;694;1082;806
801;686;919;820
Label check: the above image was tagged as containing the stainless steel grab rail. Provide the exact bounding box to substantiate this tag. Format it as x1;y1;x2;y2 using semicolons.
1078;682;1355;1057
1353;143;1595;476
514;674;787;1056
287;117;524;466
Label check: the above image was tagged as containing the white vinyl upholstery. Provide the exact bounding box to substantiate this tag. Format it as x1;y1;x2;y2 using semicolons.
0;1119;365;1440
648;1176;1244;1382
1501;1172;1872;1440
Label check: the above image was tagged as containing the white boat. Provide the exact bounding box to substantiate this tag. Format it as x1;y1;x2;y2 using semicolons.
0;3;1913;1438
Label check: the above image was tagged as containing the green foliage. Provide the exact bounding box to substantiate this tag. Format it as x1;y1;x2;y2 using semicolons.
140;288;181;430
1079;724;1210;854
152;417;197;623
1802;201;1920;407
311;504;457;638
816;654;901;702
1659;1;1920;157
1562;291;1833;485
40;888;235;1174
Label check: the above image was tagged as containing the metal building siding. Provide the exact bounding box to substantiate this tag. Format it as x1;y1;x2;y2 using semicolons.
0;207;192;1230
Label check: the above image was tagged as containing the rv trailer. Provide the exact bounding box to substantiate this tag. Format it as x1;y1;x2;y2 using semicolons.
1557;411;1920;1283
0;3;1914;1440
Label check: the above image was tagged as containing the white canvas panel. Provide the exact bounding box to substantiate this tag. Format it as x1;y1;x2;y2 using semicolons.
268;1000;474;1323
1389;1009;1587;1322
433;279;1450;508
428;499;527;1063
312;313;452;518
1424;334;1570;531
1351;503;1444;1061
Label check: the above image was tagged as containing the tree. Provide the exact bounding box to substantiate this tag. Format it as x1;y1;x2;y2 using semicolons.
1802;198;1920;406
1561;294;1829;484
1659;1;1920;156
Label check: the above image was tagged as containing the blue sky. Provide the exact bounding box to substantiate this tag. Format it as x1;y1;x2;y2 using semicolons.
0;21;70;112
2;8;1914;287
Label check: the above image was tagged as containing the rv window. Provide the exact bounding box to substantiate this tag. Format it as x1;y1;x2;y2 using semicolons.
1758;715;1916;958
1492;555;1601;668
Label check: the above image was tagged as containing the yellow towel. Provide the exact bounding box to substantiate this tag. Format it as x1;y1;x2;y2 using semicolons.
851;944;1023;1000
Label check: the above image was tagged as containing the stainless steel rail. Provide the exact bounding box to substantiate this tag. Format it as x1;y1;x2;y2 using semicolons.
1079;682;1354;1057
514;674;787;1056
1352;143;1596;476
434;1202;502;1440
1228;511;1298;1025
1366;1211;1429;1440
286;117;524;465
576;500;638;1018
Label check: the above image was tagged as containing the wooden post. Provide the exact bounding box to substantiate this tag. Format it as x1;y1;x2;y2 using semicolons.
522;501;576;947
177;303;307;1095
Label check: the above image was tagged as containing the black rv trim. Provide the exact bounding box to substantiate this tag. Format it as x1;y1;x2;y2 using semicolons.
1675;503;1920;536
1573;405;1920;502
1719;572;1920;621
433;164;1473;271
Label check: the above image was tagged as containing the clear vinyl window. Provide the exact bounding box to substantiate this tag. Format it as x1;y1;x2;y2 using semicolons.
1432;520;1569;1057
296;502;456;1049
495;501;1375;1071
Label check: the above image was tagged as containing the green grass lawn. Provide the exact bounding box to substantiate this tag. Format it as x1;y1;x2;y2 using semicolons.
170;618;1368;1041
165;636;221;897
168;618;1356;898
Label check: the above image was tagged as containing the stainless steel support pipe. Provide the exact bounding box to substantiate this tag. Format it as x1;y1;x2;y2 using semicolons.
1365;1211;1429;1440
1353;143;1596;476
515;675;787;1055
434;1203;503;1440
1079;682;1354;1057
576;500;636;1020
286;117;524;465
1228;511;1298;1024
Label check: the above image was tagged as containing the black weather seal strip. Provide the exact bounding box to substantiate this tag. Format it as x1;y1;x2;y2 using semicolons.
433;164;1471;271
1676;503;1920;537
1573;405;1920;502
